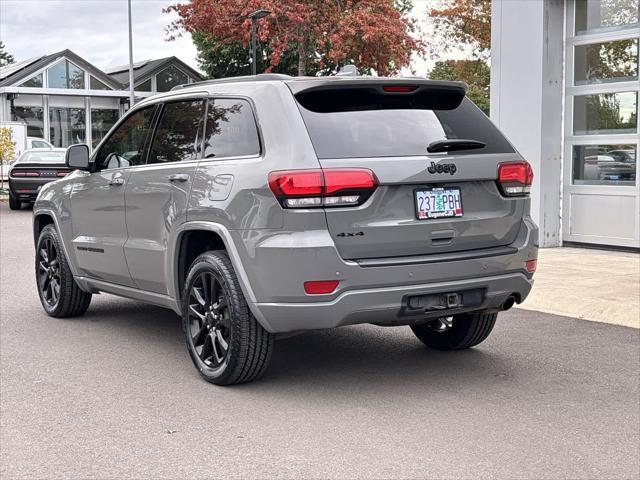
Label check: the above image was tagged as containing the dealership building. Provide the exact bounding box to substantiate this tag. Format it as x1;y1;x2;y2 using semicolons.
0;49;202;149
491;0;639;249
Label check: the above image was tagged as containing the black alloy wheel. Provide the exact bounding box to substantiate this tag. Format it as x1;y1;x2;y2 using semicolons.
187;271;232;371
38;236;61;307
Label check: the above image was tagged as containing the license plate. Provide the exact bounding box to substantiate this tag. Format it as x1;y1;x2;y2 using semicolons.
415;188;463;219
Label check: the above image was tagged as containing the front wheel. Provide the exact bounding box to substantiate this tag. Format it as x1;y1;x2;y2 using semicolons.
182;250;274;385
410;312;497;350
36;225;92;317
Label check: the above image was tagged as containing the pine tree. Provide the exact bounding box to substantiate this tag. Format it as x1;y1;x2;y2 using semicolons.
0;41;15;67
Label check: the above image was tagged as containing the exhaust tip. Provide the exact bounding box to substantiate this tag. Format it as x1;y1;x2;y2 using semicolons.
502;295;516;311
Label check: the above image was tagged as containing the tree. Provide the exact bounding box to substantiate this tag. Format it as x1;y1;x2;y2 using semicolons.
0;41;15;67
0;127;17;191
166;0;422;77
428;0;491;60
429;59;490;115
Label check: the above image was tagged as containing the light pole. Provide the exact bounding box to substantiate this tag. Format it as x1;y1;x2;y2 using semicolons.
127;0;135;107
248;9;270;76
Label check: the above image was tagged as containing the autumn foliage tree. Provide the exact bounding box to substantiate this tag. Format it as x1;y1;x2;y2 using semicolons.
165;0;422;76
429;0;491;60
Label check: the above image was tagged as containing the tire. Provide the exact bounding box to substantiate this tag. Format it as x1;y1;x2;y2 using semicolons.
410;312;497;351
8;193;21;210
36;225;92;317
182;250;274;386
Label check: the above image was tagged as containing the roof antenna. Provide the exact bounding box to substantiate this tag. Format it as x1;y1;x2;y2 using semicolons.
336;64;357;77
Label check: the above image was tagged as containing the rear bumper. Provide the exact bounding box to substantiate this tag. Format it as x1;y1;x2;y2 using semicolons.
239;216;538;333
253;272;532;332
9;178;55;201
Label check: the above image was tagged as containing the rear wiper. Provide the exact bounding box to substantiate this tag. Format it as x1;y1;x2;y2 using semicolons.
427;138;486;153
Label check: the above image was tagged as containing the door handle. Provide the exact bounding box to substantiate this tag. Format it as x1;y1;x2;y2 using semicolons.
168;174;189;182
109;177;125;186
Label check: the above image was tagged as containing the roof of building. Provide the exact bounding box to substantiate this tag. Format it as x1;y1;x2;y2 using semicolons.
0;49;124;89
106;56;204;86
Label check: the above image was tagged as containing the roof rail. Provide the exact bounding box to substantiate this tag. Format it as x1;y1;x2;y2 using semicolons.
171;73;293;90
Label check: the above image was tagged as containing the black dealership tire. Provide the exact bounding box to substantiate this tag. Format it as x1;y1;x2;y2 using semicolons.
182;250;274;386
36;225;92;317
410;312;498;350
8;193;21;210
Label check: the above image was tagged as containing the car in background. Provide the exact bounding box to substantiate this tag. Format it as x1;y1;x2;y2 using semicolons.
583;149;636;183
8;148;69;210
28;137;54;149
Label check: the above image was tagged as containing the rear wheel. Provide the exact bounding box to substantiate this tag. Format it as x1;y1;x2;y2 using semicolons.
36;225;92;317
182;251;274;386
410;312;497;350
8;193;21;210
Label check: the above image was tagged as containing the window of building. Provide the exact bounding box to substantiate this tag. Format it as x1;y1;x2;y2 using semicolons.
203;99;261;158
573;91;638;134
19;74;43;88
136;78;152;92
49;107;86;147
156;65;189;92
95;106;156;170
148;100;205;163
91;109;119;148
47;59;86;89
575;0;639;34
574;39;639;85
572;144;637;185
13;105;45;137
90;76;111;90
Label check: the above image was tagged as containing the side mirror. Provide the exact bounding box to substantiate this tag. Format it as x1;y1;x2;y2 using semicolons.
66;144;91;170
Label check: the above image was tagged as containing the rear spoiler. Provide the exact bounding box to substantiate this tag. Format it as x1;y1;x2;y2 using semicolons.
287;78;468;112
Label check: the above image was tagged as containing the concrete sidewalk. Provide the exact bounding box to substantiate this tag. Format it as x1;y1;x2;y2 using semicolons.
518;247;640;328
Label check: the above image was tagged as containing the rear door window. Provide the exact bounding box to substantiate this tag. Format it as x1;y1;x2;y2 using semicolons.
203;98;260;159
148;99;206;164
295;89;514;159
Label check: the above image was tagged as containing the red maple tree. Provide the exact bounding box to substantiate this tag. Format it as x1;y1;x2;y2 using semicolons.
165;0;423;76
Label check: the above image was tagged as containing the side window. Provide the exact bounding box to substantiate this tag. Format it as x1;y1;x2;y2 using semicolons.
95;106;155;170
148;100;205;164
203;98;260;159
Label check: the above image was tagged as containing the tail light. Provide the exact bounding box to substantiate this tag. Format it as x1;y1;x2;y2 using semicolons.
268;168;377;208
497;161;533;196
11;170;40;177
56;171;68;177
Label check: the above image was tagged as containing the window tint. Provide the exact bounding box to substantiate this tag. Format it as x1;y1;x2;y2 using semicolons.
296;94;514;159
95;106;155;170
148;100;205;164
203;98;260;158
31;140;49;148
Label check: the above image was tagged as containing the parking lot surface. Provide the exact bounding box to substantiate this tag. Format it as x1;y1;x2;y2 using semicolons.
1;203;639;479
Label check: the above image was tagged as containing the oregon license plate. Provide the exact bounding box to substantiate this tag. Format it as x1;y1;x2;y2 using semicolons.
415;188;463;219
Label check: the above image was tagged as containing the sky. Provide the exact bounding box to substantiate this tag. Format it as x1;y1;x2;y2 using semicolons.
0;0;464;76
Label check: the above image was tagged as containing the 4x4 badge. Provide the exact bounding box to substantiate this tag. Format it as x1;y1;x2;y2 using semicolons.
427;161;457;175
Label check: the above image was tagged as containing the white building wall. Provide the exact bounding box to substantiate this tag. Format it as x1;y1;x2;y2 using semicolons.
491;0;565;247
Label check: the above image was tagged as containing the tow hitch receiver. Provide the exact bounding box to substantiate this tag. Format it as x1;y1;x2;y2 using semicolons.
402;288;484;316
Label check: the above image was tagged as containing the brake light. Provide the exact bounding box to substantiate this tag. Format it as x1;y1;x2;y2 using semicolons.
11;171;39;177
382;85;417;93
56;171;68;177
304;280;339;295
268;168;377;208
497;161;533;196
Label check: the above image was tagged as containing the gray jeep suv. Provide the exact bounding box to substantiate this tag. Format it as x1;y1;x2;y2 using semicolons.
33;74;538;385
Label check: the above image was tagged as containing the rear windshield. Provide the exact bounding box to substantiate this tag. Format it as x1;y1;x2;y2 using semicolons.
19;151;65;163
296;90;514;159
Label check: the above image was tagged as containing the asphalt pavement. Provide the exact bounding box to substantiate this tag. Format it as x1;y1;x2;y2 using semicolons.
1;202;639;479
